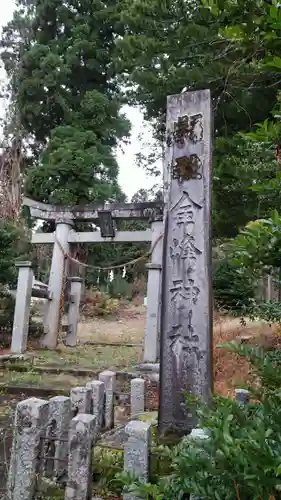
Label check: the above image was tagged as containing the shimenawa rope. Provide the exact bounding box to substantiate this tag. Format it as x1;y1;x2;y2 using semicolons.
54;233;163;271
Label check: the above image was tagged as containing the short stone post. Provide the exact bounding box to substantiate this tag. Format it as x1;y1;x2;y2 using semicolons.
42;219;74;349
70;387;92;416
64;413;96;500
86;380;105;433
44;396;71;478
123;421;151;500
7;397;49;500
65;277;83;347
235;389;250;405
189;428;209;500
267;274;273;301
10;261;33;354
144;220;163;363
99;370;116;429
131;378;145;416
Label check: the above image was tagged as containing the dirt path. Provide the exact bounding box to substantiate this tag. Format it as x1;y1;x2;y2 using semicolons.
77;303;146;344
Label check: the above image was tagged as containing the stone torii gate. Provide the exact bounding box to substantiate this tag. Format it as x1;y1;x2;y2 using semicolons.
12;198;163;360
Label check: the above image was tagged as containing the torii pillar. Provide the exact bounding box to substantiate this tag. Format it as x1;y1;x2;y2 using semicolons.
42;219;74;349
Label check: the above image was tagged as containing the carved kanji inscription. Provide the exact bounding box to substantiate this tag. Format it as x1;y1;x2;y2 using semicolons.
166;113;204;147
172;191;202;237
170;278;200;328
172;155;202;182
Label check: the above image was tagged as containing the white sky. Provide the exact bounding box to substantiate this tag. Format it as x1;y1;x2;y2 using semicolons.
0;1;157;201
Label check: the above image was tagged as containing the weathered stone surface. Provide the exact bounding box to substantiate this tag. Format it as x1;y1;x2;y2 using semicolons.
98;412;157;450
70;387;92;416
124;420;151;500
136;363;160;373
42;220;74;350
99;371;116;429
144;220;163;362
159;89;213;434
65;277;83;347
7;397;49;500
86;380;105;432
189;428;208;440
45;396;71;478
235;389;250;405
64;413;96;500
11;263;33;355
131;378;145;416
189;428;208;500
23;196;163;222
32;230;153;244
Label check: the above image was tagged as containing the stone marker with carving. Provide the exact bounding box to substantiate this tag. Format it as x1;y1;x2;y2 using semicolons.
159;90;213;434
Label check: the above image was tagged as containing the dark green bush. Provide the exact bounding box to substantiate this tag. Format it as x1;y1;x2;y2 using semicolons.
213;258;255;313
0;220;33;347
106;276;134;300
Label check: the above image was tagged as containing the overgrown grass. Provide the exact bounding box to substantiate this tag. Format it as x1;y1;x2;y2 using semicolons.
32;344;143;371
0;369;91;388
0;369;43;386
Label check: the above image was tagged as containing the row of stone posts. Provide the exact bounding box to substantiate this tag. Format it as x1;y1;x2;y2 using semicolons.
7;372;149;500
7;384;250;500
8;397;151;500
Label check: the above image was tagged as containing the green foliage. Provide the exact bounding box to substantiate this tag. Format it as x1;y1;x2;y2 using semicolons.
106;276;134;300
0;220;31;347
94;447;123;485
232;212;281;273
218;213;281;323
1;0;130;205
0;294;15;348
238;300;281;325
117;0;279;138
117;0;281;239
119;343;281;499
207;0;281;156
213;258;255;313
43;485;64;500
0;221;26;288
213;138;278;238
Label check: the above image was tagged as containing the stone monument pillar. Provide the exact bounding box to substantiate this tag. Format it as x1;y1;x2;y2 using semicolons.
159;89;213;434
42;219;74;349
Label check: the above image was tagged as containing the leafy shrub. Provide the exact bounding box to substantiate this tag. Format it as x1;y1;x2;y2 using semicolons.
232;212;281;273
106;276;134;299
0;293;15;347
213;258;255;313
0;293;44;347
94;447;123;483
118;343;281;499
81;289;120;317
238;299;281;325
0;220;31;347
106;274;147;300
